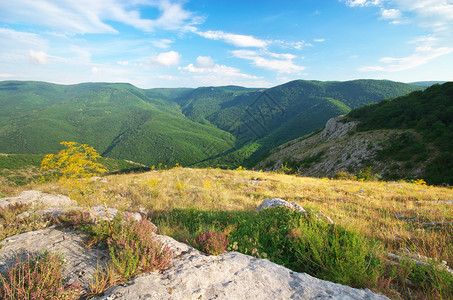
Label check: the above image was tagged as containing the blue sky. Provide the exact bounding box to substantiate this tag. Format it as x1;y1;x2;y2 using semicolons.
0;0;452;88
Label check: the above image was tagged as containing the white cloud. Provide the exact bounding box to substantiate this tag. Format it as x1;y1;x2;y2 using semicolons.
158;74;179;80
151;39;173;49
28;50;50;65
314;38;326;43
181;63;258;79
232;50;305;74
344;0;380;7
0;28;47;50
181;56;259;80
117;61;129;66
273;40;312;50
179;59;264;87
380;8;401;20
196;56;215;68
345;0;453;73
358;43;453;72
150;50;181;66
0;0;201;34
196;30;268;48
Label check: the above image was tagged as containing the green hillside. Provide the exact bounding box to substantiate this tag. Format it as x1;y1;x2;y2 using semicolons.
189;79;422;167
0;81;233;166
348;82;453;184
0;80;422;168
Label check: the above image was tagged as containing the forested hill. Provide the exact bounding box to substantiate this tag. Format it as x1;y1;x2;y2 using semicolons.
0;79;422;167
347;82;453;184
188;79;423;167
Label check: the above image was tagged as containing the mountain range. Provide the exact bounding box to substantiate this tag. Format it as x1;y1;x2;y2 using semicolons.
0;79;422;169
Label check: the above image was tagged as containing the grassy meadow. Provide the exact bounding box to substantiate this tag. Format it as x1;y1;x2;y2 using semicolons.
2;167;452;299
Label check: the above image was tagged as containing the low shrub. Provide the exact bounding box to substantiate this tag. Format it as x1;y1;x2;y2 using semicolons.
193;228;228;255
0;251;81;300
107;218;173;280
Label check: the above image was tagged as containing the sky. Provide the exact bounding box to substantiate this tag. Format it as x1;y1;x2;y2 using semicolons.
0;0;452;88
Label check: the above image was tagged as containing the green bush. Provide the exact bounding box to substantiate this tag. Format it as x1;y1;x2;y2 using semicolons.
150;207;383;288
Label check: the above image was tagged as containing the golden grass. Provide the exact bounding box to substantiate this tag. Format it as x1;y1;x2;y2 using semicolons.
14;167;453;267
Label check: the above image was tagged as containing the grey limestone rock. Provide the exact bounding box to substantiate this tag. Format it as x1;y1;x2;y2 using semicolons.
0;227;109;290
256;198;306;213
0;190;77;209
97;239;389;300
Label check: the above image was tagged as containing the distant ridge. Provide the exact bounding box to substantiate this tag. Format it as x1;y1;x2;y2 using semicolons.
409;81;447;86
0;79;422;168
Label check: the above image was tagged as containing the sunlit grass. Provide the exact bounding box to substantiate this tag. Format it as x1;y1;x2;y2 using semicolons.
5;167;453;299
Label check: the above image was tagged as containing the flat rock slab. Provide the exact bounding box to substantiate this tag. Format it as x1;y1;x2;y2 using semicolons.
0;227;108;289
97;238;388;300
0;190;77;209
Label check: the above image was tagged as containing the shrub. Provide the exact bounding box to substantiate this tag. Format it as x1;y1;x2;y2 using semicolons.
107;218;173;280
40;141;106;182
0;251;81;300
193;229;229;255
333;170;357;180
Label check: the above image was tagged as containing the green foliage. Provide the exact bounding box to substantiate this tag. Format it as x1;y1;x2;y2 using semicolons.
107;218;173;280
0;79;422;169
0;251;82;299
150;207;382;288
333;170;357;180
70;213;173;282
376;132;426;162
348;82;453;185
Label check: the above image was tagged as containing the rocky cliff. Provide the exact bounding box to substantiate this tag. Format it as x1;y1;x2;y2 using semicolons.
256;116;427;179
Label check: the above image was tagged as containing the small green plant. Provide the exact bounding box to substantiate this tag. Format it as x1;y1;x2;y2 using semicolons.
193;228;229;255
0;251;82;299
106;217;173;280
277;162;293;175
333;170;357;180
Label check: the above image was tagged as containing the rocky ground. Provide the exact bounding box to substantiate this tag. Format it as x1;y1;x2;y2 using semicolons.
0;191;389;299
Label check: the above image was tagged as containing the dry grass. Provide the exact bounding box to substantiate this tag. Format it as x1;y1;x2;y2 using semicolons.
14;167;453;268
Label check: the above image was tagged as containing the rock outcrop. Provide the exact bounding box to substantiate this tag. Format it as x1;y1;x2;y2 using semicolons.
97;248;388;300
0;227;109;289
0;191;389;299
0;190;77;209
320;116;357;142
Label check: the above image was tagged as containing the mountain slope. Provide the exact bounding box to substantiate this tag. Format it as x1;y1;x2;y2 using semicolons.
0;81;233;166
257;82;453;185
0;80;423;168
189;79;422;167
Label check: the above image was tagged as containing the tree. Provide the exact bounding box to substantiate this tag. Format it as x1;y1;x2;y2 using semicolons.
41;141;106;182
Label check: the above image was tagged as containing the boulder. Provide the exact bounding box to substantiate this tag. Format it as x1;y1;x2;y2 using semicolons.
257;198;306;213
256;198;334;224
0;190;77;209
